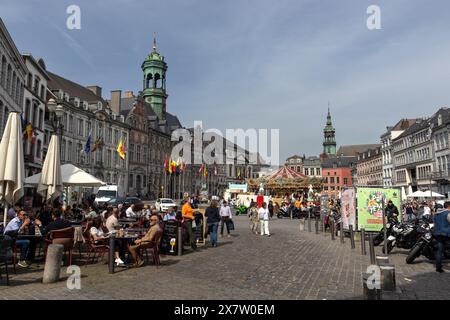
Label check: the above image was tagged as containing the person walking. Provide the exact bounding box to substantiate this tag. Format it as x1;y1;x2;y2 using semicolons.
248;202;259;234
268;201;274;219
205;200;220;247
433;201;450;273
406;203;415;222
219;201;233;237
182;196;197;250
258;202;271;236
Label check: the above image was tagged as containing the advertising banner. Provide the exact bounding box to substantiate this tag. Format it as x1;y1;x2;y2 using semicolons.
340;188;356;230
356;187;401;231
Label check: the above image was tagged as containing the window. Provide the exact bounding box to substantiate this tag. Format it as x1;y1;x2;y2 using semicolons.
27;72;32;88
316;168;321;176
68;141;72;161
38;109;43;130
61;139;66;161
77;143;82;163
106;149;112;167
1;56;7;87
107;127;112;143
130;143;135;161
114;129;119;144
304;168;309;175
6;64;12;94
344;178;348;185
40;84;45;100
330;177;335;183
324;177;328;183
86;121;91;136
24;99;31;122
69;115;74;133
78;119;84;136
36;140;41;160
336;177;340;184
129;174;134;188
33;77;39;94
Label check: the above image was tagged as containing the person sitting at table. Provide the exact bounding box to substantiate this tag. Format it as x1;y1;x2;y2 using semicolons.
64;205;73;220
126;204;138;218
128;214;161;268
163;206;177;222
6;205;20;222
35;209;72;235
106;208;120;232
90;217;125;267
3;210;31;267
85;206;98;219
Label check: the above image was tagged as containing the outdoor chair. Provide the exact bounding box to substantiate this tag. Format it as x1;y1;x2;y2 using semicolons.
84;234;108;267
0;235;15;285
141;230;163;267
44;227;75;266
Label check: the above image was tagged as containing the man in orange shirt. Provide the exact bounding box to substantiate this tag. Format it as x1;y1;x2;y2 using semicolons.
182;196;197;250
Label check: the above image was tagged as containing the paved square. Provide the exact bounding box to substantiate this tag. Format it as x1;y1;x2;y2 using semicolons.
1;216;449;299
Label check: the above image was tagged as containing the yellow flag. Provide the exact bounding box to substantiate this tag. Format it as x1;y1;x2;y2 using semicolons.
117;140;126;159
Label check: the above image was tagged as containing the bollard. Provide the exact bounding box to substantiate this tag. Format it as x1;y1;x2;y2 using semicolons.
380;264;396;291
368;233;376;265
177;223;183;256
320;215;324;232
109;233;115;274
350;225;355;249
339;221;344;244
299;219;305;231
308;216;312;232
315;217;319;234
331;221;335;240
42;244;64;284
376;255;389;266
361;228;366;255
362;273;382;300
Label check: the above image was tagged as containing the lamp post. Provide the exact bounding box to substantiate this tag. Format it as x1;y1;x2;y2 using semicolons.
47;98;64;154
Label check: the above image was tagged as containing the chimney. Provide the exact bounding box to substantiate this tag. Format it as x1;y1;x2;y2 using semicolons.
110;90;121;115
86;85;102;98
124;90;134;98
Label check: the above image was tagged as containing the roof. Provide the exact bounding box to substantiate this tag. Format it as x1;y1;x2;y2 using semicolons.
336;144;380;157
321;156;357;169
264;166;307;180
47;71;107;104
393;119;430;140
286;155;302;161
0;18;27;75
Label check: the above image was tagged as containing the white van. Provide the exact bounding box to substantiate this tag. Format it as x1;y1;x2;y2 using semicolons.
95;185;119;206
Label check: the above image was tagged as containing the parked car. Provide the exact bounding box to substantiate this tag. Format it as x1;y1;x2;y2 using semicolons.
155;198;176;212
107;197;144;212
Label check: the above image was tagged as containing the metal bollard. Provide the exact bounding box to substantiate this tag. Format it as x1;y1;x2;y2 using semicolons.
109;233;115;274
177;223;183;256
376;255;389;266
340;221;344;244
315;217;319;234
380;264;396;291
361;228;366;255
320;216;324;232
362;272;382;300
331;221;335;240
350;225;355;249
43;244;64;284
308;216;312;232
368;233;376;265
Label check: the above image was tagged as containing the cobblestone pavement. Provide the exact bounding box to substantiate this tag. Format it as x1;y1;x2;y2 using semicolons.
1;216;450;300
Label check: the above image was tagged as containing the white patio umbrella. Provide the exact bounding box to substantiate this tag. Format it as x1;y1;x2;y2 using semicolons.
407;190;426;198
401;187;407;201
38;134;63;201
422;190;445;198
25;163;105;187
0;112;25;226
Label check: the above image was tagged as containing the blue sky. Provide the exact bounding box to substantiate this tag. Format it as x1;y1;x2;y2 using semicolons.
2;0;450;162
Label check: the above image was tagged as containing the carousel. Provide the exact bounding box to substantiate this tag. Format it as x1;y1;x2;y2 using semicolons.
247;166;322;197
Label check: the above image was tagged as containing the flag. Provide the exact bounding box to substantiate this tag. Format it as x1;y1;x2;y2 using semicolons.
176;159;181;175
24;123;33;142
214;162;218;176
84;132;92;154
179;158;184;173
237;168;241;178
171;160;177;175
92;138;103;152
163;159;168;173
203;165;208;178
198;164;203;176
117;139;126;159
168;158;173;174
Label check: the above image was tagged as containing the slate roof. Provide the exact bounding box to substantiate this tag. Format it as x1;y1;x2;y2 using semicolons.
321;156;357;169
336;144;381;157
47;71;107;104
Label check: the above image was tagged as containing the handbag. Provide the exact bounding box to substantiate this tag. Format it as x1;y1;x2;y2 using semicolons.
226;219;235;231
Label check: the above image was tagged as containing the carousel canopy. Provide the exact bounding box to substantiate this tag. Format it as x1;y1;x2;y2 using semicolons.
264;166;307;180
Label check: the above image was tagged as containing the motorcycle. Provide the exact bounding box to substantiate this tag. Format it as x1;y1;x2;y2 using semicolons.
382;220;430;254
373;217;399;246
406;226;450;264
235;205;248;216
277;206;291;219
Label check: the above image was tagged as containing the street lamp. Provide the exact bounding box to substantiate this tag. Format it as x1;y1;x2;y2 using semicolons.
47;98;64;156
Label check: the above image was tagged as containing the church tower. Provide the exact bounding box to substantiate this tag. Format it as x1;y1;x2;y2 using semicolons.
323;107;337;155
141;35;168;119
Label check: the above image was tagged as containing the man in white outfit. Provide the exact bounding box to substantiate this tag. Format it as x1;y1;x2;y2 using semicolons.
258;202;271;236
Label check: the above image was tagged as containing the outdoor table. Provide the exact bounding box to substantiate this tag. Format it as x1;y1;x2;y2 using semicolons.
17;234;44;262
108;232;141;274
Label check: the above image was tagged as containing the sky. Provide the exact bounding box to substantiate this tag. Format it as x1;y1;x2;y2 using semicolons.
2;0;450;163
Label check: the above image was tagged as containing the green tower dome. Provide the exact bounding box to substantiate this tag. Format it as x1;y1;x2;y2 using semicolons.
141;36;168;119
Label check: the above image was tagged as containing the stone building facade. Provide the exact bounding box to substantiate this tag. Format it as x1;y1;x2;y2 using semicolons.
356;145;383;187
